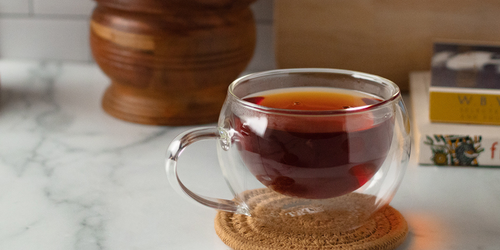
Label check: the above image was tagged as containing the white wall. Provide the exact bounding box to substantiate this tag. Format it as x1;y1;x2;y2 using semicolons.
0;0;275;72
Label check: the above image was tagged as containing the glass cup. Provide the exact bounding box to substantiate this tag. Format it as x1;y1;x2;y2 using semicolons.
166;68;411;231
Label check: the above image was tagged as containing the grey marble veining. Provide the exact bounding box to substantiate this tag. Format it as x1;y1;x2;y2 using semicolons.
0;60;224;250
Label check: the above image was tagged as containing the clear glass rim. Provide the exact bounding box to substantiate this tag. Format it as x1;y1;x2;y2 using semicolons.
229;68;401;115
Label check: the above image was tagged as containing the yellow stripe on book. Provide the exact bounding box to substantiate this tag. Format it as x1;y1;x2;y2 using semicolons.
90;21;155;51
429;91;500;125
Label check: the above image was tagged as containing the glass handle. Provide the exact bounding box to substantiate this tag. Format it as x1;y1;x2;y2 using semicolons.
165;127;250;215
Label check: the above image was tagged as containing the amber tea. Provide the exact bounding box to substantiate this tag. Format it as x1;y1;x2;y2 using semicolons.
236;87;394;199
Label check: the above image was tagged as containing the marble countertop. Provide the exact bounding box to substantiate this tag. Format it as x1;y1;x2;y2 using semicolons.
1;60;499;250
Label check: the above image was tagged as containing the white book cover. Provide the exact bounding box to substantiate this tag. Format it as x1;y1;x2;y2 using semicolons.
410;71;500;167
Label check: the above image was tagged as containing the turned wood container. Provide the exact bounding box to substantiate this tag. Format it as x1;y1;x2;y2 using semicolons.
90;0;256;125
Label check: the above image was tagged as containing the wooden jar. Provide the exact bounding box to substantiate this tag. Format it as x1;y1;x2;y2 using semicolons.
90;0;256;125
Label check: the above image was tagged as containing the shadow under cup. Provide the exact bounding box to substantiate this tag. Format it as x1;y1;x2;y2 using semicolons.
227;70;399;200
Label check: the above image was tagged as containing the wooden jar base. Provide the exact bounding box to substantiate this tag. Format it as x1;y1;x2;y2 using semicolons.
102;82;224;125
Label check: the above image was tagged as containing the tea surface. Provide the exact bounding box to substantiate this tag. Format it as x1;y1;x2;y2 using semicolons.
243;87;381;111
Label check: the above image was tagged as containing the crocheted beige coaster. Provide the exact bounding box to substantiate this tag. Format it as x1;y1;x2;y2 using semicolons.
215;188;408;250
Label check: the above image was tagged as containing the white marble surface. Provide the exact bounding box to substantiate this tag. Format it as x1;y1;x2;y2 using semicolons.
0;60;499;250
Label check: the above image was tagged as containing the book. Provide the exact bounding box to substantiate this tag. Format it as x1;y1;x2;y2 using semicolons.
410;71;500;167
429;41;500;125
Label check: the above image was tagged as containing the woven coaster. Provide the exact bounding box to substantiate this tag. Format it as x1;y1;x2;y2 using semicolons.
215;188;408;250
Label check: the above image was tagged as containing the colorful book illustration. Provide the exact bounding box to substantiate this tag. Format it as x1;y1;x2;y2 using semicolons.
423;135;483;166
411;71;500;167
429;41;500;125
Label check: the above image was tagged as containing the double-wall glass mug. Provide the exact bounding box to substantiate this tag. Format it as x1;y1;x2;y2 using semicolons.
166;68;411;232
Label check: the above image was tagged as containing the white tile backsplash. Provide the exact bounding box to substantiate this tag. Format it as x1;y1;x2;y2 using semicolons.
246;23;276;72
0;18;91;61
0;0;274;68
0;0;30;14
251;0;273;22
33;0;95;16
